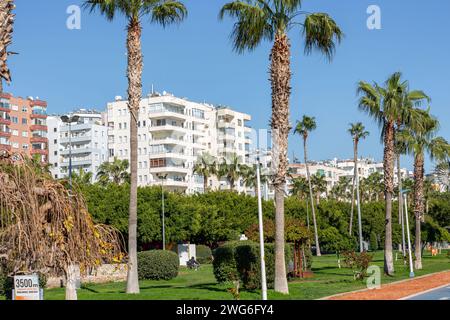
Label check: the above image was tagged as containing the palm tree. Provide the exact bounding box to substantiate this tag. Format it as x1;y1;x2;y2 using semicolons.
85;0;187;294
96;157;130;185
0;0;15;93
434;161;449;192
220;0;342;293
397;109;450;269
357;72;429;275
72;167;94;185
311;172;327;204
294;116;322;256
193;152;217;193
218;153;242;191
348;122;369;252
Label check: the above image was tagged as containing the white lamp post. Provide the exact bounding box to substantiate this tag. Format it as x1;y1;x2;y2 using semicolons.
402;189;414;278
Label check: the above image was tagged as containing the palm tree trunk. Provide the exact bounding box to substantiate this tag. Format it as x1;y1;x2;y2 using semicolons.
349;140;356;235
383;122;395;275
270;32;290;294
126;18;142;294
203;175;208;193
355;141;363;252
413;152;424;270
304;137;321;257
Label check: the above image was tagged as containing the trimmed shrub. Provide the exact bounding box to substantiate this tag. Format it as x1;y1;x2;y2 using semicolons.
196;245;212;264
234;243;293;290
137;250;179;280
212;241;241;283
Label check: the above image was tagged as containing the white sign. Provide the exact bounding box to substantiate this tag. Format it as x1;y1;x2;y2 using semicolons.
13;274;40;300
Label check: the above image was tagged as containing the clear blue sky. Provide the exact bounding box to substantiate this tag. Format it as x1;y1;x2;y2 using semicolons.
8;0;450;172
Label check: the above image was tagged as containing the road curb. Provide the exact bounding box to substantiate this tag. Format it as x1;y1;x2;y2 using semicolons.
399;282;450;300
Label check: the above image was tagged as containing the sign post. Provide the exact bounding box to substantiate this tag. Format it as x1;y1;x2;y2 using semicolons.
13;274;41;300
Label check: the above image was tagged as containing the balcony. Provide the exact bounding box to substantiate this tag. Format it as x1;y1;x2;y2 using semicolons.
0;102;11;113
0;131;11;138
60;123;92;132
60;148;93;155
30;136;48;144
31;110;47;119
149;151;189;160
29;100;47;107
149;137;186;146
30;124;48;132
31;149;48;156
149;166;189;174
154;179;188;188
217;121;235;129
0;144;11;152
60;159;92;167
218;133;236;141
0;118;11;125
148;124;186;134
60;135;92;144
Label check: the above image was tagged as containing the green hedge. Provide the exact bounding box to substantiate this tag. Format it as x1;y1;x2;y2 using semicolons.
196;245;212;264
235;243;292;290
212;241;293;289
137;250;179;281
212;241;241;283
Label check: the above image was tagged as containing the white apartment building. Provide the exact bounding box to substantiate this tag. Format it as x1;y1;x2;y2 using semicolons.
48;109;109;182
106;92;252;194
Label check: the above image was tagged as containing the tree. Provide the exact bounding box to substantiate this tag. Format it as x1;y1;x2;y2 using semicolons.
291;176;311;229
434;161;449;192
193;152;217;192
96;157;130;185
218;153;242;191
294;116;322;257
397;109;450;269
348;122;369;252
330;176;351;202
357;72;428;275
0;0;14;93
71;167;93;185
0;153;123;300
311;172;327;204
220;0;342;294
84;0;187;294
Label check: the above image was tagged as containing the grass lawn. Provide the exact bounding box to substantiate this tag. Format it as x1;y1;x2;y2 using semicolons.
41;249;450;300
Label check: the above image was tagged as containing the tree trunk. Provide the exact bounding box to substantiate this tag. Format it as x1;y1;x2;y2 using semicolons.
413;151;424;270
305;137;321;256
383;122;395;275
270;32;290;294
65;264;79;300
126;18;142;294
203;175;208;193
349;140;357;235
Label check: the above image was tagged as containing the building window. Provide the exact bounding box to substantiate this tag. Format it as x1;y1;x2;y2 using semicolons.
54;139;57;144
54;128;57;132
21;118;27;125
12;117;18;124
54;151;57;156
123;122;127;129
119;123;122;130
22;131;28;137
12;142;19;149
22;144;29;150
22;106;27;112
12;130;18;136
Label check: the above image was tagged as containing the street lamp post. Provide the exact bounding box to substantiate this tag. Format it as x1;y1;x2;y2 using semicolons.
402;189;415;278
60;115;79;190
253;150;267;300
158;174;168;250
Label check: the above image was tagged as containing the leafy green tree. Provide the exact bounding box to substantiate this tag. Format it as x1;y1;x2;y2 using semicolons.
220;0;342;294
96;157;130;185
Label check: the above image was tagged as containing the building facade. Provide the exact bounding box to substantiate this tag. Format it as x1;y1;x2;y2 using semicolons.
0;93;48;162
106;92;253;194
48;109;108;182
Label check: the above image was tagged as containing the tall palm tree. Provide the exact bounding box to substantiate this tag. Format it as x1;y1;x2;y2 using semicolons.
348;122;369;252
218;153;242;191
193;152;217;193
0;0;14;93
84;0;187;294
220;0;342;293
357;72;429;275
397;109;450;269
291;176;310;229
294;116;322;256
96;157;130;185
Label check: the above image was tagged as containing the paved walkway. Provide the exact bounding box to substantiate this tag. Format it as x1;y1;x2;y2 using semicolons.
326;271;450;300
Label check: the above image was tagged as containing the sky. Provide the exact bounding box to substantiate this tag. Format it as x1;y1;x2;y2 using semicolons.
8;0;450;172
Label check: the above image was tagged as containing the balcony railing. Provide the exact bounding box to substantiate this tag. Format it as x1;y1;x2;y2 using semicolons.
0;102;11;112
30;124;48;132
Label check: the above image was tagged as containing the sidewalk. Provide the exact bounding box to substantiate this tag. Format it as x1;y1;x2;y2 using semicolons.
324;271;450;300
